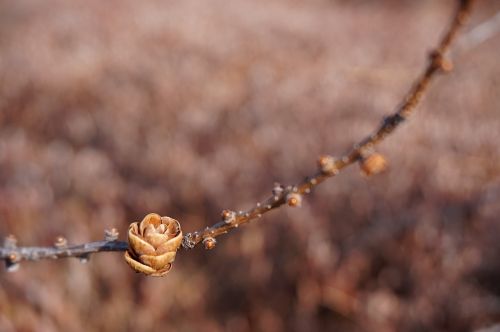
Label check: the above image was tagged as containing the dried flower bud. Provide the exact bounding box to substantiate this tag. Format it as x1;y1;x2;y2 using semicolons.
286;193;302;207
318;155;337;174
203;237;217;250
359;153;388;176
124;213;183;277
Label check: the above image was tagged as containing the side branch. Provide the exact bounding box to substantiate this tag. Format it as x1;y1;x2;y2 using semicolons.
181;0;477;249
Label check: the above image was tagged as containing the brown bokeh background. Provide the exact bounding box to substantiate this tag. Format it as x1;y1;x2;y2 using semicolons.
1;0;500;331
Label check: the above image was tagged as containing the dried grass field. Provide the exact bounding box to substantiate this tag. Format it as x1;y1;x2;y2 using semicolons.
1;0;500;331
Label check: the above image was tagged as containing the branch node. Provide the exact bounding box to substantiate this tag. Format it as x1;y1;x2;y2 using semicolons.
318;155;338;175
383;113;406;130
182;233;197;249
430;50;453;72
221;209;237;224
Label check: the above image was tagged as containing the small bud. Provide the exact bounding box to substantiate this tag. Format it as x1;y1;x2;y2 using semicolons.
286;193;302;207
104;228;119;241
203;237;217;250
221;209;236;224
430;51;453;72
359;153;388;176
54;236;67;248
272;183;284;197
4;235;17;249
318;155;338;175
8;253;18;262
440;58;453;72
6;253;20;272
79;254;90;264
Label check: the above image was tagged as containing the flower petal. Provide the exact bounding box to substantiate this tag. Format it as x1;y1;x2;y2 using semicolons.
144;232;170;249
149;264;172;277
156;231;183;254
161;216;180;234
124;251;157;275
139;252;177;270
128;228;156;255
139;213;162;235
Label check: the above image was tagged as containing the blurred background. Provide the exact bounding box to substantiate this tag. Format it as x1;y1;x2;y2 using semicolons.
1;0;500;331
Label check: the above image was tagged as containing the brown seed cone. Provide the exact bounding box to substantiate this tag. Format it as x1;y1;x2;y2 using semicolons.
124;213;182;277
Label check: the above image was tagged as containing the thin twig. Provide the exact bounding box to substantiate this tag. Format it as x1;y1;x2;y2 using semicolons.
0;0;477;266
0;233;127;271
181;0;477;249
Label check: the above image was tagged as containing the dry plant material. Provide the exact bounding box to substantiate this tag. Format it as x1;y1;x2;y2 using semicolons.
203;237;217;250
0;0;478;275
359;153;388;177
124;213;183;277
286;193;303;207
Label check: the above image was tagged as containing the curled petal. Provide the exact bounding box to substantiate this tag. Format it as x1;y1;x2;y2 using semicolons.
144;232;170;249
124;251;158;275
139;213;162;236
139;252;177;271
128;229;156;255
161;216;180;232
156;232;183;255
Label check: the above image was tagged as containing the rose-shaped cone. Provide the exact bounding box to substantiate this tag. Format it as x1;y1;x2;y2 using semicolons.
124;213;182;277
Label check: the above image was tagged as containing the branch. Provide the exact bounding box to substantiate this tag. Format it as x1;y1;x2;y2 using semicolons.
0;231;127;271
181;0;477;249
0;0;477;268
